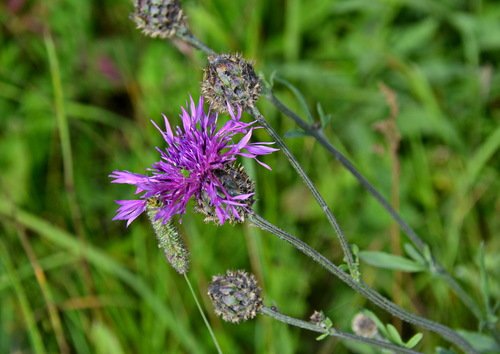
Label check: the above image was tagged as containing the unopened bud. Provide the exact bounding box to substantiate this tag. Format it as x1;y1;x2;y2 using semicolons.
131;0;188;39
202;53;261;113
208;270;263;323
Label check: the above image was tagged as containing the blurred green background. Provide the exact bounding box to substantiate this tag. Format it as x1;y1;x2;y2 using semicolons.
1;0;499;353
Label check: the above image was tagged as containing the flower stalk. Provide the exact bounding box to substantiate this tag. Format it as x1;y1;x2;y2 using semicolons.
248;213;477;354
260;306;422;354
263;88;484;322
247;105;359;280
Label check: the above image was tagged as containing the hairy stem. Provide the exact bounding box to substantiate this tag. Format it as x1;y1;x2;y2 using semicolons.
260;306;422;354
248;213;477;354
248;105;358;280
176;29;216;56
265;90;484;321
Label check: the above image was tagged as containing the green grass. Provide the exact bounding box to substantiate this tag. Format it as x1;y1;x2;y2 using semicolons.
1;0;499;353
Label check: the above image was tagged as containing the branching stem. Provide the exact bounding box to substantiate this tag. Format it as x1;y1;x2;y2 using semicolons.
248;213;477;354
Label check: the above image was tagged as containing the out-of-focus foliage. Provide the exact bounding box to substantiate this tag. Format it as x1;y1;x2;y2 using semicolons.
0;0;498;353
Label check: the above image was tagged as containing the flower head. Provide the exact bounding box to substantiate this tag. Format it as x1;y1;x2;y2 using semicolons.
110;97;277;226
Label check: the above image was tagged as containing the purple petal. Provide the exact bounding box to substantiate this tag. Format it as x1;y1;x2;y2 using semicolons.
113;200;147;227
110;171;148;184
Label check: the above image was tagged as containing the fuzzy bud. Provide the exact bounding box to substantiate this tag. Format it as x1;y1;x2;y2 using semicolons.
352;313;378;338
147;198;190;274
202;53;261;113
195;163;255;224
208;270;263;323
131;0;188;39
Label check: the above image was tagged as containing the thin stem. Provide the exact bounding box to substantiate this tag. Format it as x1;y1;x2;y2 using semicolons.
248;213;477;354
265;90;484;321
248;105;358;280
260;306;422;354
184;274;223;354
176;28;216;56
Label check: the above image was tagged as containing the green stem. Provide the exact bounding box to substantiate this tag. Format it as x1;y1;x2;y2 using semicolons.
265;90;484;322
248;105;359;280
260;306;421;354
176;29;216;56
184;274;223;354
248;213;477;354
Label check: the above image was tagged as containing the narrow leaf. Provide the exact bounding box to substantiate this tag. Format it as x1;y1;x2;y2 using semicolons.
405;332;423;348
386;324;404;345
359;251;426;272
274;76;315;123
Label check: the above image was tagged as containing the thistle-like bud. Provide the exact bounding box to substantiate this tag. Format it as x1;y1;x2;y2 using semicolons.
202;53;261;113
131;0;188;39
351;313;378;338
147;198;190;274
195;163;255;224
207;270;263;323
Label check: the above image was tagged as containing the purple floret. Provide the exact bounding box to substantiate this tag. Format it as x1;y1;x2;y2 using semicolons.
110;97;277;226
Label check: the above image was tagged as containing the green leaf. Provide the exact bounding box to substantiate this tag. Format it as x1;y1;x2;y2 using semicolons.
386;324;404;345
274;76;315;123
316;102;332;128
315;332;329;341
359;251;426;272
90;322;125;354
284;130;309;139
435;348;457;354
405;332;423;349
456;330;499;352
403;243;426;265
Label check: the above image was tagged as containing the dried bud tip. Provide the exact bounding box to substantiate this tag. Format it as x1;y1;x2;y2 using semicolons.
147;198;190;274
352;313;378;338
131;0;188;39
202;53;261;113
207;270;263;323
310;310;326;325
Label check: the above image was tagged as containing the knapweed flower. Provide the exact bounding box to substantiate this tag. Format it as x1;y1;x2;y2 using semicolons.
110;97;277;226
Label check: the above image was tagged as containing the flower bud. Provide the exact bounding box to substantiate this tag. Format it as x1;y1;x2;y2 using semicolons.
208;270;263;323
131;0;188;39
352;313;378;338
202;53;261;113
147;198;190;274
195;163;255;224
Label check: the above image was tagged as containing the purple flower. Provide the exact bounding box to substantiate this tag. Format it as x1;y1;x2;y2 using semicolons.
110;97;277;226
